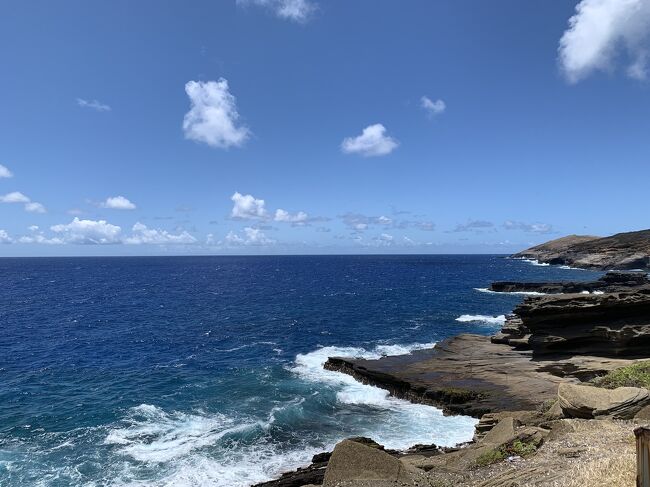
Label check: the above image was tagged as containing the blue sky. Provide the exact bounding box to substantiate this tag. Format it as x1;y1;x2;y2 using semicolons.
1;0;650;256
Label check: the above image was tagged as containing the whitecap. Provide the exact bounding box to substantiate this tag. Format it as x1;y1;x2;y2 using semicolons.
455;314;506;325
474;287;547;296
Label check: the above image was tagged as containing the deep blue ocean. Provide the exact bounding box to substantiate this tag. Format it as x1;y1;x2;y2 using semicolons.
0;255;600;486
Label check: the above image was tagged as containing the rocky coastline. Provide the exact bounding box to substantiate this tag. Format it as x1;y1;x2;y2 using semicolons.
256;267;650;487
512;229;650;270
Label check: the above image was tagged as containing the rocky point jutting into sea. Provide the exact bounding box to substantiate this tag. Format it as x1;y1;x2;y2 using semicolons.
258;231;650;487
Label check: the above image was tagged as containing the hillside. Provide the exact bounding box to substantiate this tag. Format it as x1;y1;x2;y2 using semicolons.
513;230;650;270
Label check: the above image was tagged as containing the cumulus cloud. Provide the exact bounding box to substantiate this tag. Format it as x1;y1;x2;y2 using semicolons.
101;195;137;210
341;124;399;157
503;220;554;234
50;218;122;244
420;96;446;116
0;230;12;244
124;222;197;245
558;0;650;83
231;192;268;219
237;0;316;22
76;98;111;112
0;165;13;178
225;227;275;246
451;220;494;232
274;208;310;226
0;191;46;213
183;79;250;149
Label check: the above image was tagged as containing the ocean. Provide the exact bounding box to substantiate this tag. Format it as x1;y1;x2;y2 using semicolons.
0;255;600;486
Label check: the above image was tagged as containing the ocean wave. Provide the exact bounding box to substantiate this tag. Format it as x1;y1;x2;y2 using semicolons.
455;314;506;325
105;404;265;463
289;343;476;449
517;258;550;267
474;287;547;296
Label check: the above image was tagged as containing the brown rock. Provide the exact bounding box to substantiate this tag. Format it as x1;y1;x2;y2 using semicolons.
558;383;650;419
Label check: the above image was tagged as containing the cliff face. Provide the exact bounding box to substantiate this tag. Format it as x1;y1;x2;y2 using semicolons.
513;230;650;270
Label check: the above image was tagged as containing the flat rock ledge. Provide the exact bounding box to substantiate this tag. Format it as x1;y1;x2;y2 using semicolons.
324;334;636;418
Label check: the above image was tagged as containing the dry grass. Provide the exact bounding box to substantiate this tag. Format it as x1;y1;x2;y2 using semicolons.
558;454;635;487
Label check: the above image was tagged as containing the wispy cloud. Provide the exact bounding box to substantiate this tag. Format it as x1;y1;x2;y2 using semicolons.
237;0;316;23
558;0;650;83
450;220;494;233
341;124;399;157
183;79;250;149
503;220;554;234
420;96;446;116
76;98;111;112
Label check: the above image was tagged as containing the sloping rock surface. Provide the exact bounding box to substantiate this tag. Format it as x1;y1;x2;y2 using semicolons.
557;383;650;419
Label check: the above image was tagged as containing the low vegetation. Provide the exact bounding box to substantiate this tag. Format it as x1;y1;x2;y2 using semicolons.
475;439;538;467
592;361;650;389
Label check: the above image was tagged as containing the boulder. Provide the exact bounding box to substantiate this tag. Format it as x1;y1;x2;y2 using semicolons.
322;439;428;487
558;383;650;419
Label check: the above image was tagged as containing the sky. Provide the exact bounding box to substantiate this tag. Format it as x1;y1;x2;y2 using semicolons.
1;0;650;256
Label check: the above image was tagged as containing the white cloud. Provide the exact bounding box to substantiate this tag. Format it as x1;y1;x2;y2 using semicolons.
124;222;197;245
18;234;64;245
0;191;46;213
237;0;316;23
0;165;13;178
0;230;12;244
558;0;650;83
274;208;309;224
231;192;267;219
101;195;137;210
225;227;275;246
51;218;122;244
183;79;250;149
77;98;111;112
25;202;46;213
420;96;446;116
0;191;30;203
341;124;399;157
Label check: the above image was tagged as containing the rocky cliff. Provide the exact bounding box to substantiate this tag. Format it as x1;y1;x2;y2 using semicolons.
492;272;650;356
513;229;650;270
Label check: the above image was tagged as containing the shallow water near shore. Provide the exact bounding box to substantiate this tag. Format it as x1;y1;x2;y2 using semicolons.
0;255;601;486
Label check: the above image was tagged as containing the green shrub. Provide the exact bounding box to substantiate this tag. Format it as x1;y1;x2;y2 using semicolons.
475;439;538;467
475;448;506;467
509;440;537;456
593;361;650;389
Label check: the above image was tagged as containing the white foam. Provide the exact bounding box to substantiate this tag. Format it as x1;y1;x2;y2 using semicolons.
455;314;506;325
521;258;550;267
105;404;264;463
290;343;476;449
474;287;547;296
